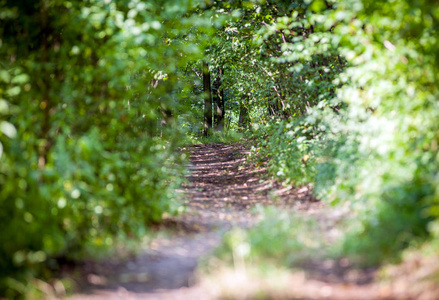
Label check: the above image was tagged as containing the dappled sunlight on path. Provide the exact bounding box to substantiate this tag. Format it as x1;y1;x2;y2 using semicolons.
66;143;406;300
178;143;318;230
67;142;311;299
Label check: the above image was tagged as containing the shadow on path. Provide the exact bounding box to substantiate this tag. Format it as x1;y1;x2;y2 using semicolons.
67;143;314;299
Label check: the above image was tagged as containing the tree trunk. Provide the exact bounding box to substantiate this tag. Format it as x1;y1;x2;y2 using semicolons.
39;1;52;169
238;94;249;131
213;66;225;131
203;61;212;137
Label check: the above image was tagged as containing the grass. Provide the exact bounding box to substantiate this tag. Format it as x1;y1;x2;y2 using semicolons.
185;130;244;145
196;206;337;298
211;207;331;267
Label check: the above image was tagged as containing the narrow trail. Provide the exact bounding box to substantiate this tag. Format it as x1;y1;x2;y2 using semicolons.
68;143;313;299
67;143;394;300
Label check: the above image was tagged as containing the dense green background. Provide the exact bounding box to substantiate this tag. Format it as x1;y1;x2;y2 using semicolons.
1;0;438;297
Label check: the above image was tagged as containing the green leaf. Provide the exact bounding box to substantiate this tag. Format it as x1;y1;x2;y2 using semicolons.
309;0;326;12
6;86;21;97
0;121;17;138
0;99;9;114
11;74;30;84
0;70;11;83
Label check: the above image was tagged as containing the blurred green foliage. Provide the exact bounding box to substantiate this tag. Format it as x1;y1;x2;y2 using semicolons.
2;0;439;296
238;0;439;265
219;207;323;268
0;0;220;296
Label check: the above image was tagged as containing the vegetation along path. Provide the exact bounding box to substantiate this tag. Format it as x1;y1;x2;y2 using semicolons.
69;143;409;300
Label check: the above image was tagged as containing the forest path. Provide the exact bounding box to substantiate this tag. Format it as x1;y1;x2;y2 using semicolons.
67;143;388;300
68;143;303;299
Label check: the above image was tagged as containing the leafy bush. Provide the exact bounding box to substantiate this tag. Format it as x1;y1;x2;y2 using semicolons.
247;0;439;265
0;0;216;296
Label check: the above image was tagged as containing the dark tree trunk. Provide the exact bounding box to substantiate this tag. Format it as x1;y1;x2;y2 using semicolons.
213;66;225;131
39;1;52;169
203;61;212;137
238;94;249;131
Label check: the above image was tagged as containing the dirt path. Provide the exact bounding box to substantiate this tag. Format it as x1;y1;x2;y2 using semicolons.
67;143;309;299
66;143;398;300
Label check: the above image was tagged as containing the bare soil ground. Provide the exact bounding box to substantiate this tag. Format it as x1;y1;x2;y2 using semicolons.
65;143;433;300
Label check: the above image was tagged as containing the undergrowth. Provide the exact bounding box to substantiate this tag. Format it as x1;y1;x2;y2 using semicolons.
205;205;340;277
185;130;244;145
249;108;435;266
